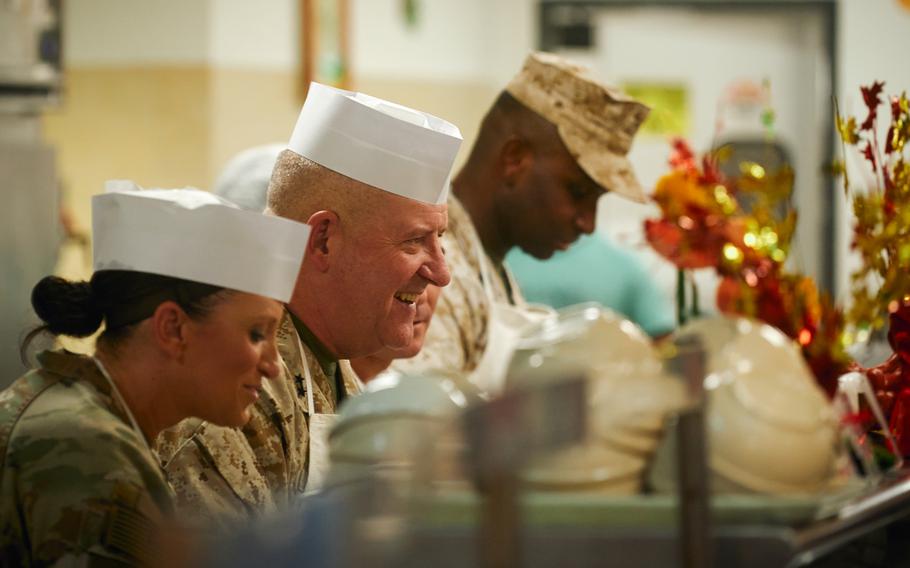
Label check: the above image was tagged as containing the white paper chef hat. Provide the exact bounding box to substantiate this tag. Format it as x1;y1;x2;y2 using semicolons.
93;181;310;303
287;82;463;205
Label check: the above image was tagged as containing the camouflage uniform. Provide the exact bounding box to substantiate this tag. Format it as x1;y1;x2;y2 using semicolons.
0;351;173;566
339;360;365;392
392;195;523;377
158;310;359;528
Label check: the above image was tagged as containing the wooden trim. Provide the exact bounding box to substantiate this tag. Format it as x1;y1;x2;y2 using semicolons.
299;0;350;99
339;0;350;89
299;0;316;100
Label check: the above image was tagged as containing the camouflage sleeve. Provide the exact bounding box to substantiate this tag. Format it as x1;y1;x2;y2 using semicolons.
161;421;275;531
6;419;170;566
159;368;306;532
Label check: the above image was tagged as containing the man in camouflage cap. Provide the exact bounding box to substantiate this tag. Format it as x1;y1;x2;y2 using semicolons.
392;52;650;389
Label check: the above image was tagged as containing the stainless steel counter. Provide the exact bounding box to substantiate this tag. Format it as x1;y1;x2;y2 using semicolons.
402;471;910;567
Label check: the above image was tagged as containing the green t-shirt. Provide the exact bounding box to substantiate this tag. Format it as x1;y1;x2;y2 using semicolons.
506;233;675;337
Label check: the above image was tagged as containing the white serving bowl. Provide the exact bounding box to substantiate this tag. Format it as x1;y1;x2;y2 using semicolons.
677;316;810;389
707;372;838;493
328;371;478;488
331;415;447;462
673;316;742;363
508;303;672;400
648;316;841;495
333;370;476;424
523;441;646;494
505;304;687;495
512;303;662;380
600;425;664;458
647;422;749;494
648;406;839;496
587;366;687;436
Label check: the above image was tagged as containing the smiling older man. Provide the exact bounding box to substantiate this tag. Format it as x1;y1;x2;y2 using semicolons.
158;83;461;527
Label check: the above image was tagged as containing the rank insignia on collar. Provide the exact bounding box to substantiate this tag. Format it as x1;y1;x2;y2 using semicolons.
294;374;307;398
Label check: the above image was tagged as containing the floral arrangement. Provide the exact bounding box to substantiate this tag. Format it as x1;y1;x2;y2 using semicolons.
836;82;910;333
836;82;910;454
645;139;850;394
643;81;910;455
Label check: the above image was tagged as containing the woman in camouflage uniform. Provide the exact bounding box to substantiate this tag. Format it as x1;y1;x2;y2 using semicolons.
0;187;308;566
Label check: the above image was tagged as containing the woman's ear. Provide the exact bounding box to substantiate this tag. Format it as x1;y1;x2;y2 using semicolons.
150;301;189;360
305;210;340;272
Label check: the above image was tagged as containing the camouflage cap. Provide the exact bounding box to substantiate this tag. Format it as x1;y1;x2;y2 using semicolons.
505;52;651;203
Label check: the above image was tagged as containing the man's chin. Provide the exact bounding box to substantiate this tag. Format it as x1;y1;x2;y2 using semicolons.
380;325;415;352
530;247;556;260
519;241;561;260
392;341;423;359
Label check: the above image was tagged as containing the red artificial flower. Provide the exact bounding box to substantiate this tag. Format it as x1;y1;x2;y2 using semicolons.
644;218;726;270
700;154;723;185
889;302;910;366
842;409;874;429
860;81;885;131
715;272;792;336
877;389;897;417
889;387;910;457
864;353;910;427
862;140;878;173
806;352;848;398
867;355;906;391
716;276;742;312
668;138;698;175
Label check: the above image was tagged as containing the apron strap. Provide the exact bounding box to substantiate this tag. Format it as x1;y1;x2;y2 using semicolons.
473;227;523;307
474;232;497;305
500;262;525;307
296;335;317;417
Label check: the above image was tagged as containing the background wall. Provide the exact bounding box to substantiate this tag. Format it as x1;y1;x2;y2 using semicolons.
349;0;534;166
43;0;211;252
36;0;910;306
540;4;829;312
836;0;910;298
42;0;302;283
207;0;300;185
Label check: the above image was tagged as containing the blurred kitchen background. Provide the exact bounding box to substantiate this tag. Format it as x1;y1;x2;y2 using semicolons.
2;0;909;385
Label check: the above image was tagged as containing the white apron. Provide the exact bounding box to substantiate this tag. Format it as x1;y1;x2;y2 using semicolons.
468;243;554;396
298;336;337;495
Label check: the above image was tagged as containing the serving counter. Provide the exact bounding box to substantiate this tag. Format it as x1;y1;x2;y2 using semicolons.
403;471;910;567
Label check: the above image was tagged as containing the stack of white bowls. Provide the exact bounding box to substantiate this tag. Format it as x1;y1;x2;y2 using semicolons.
328;371;479;490
648;316;843;495
509;303;687;494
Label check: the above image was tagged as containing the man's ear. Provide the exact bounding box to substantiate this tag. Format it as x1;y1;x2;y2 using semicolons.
150;301;189;360
499;135;533;187
305;210;340;272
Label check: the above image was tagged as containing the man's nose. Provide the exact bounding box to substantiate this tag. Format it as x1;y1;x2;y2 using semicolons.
418;243;451;287
574;203;597;235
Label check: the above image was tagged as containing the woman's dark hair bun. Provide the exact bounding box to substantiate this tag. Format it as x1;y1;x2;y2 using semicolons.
30;276;104;338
